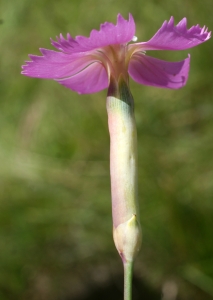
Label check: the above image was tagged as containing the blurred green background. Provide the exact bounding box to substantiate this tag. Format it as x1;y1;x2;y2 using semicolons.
0;0;213;299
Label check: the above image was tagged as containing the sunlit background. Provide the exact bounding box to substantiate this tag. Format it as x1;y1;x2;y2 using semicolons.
0;0;213;299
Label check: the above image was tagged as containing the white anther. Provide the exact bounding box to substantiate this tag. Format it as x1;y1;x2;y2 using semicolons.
132;36;138;42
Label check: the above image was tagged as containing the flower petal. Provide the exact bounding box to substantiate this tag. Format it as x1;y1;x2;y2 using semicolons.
51;34;80;53
51;14;135;53
21;48;94;78
56;62;108;94
128;53;190;89
134;17;211;51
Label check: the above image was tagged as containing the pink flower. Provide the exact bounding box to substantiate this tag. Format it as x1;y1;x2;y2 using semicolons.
22;14;211;94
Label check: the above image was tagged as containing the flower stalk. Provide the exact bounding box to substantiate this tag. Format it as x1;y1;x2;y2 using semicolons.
124;260;133;300
107;76;142;299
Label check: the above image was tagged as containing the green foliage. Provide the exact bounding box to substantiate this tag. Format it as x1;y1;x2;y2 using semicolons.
0;0;213;299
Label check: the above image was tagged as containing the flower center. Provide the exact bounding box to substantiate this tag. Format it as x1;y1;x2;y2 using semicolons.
95;44;132;84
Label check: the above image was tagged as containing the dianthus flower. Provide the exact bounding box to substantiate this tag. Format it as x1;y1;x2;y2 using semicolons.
22;14;210;93
21;14;210;300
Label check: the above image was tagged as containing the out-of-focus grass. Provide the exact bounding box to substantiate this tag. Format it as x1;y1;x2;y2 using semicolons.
0;0;213;299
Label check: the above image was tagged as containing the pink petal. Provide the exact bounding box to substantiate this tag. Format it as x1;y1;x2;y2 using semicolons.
128;53;190;89
56;62;108;94
51;34;79;53
134;17;211;51
21;48;94;78
52;14;135;53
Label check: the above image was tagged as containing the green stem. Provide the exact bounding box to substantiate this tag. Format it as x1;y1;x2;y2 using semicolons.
124;261;133;300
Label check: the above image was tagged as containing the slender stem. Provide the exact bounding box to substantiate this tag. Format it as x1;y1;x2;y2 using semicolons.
124;261;133;300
